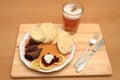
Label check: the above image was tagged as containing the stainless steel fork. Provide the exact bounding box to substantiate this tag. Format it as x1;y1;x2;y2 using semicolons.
74;33;100;68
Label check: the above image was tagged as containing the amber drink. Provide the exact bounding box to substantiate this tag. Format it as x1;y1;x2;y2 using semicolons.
62;2;83;34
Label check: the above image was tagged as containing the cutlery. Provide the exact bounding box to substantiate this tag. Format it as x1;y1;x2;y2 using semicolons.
74;33;100;68
76;38;104;72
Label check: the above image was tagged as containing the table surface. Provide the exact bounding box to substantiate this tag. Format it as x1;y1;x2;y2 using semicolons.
0;0;120;80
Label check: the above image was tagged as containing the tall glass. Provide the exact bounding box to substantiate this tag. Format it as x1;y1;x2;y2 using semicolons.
62;2;84;35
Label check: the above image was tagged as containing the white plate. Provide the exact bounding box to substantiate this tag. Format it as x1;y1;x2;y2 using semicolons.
19;33;75;73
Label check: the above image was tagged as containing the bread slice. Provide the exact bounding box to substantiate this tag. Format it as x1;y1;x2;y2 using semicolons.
57;31;73;54
43;23;56;43
30;24;45;42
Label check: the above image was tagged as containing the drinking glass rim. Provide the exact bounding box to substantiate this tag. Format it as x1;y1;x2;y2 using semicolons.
62;2;84;16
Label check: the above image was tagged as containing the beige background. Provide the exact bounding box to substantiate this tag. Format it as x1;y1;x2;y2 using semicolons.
0;0;120;80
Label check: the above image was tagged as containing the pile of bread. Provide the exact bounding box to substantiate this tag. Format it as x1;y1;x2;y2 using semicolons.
30;23;73;54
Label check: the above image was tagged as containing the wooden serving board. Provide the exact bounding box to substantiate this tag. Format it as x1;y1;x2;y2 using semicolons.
11;24;112;78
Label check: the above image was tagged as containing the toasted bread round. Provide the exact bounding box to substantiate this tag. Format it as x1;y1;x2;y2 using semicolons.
57;31;73;54
52;27;65;44
43;23;56;43
30;24;45;42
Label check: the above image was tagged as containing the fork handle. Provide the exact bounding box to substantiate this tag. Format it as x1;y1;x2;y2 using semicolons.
74;45;91;68
76;51;95;72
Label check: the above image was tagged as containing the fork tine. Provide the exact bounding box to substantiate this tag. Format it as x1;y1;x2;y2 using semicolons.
93;32;100;40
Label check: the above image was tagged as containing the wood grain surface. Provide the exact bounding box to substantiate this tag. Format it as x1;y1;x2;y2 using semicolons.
0;0;120;80
11;24;112;78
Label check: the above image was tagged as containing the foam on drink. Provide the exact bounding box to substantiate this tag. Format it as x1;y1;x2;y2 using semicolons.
63;3;83;20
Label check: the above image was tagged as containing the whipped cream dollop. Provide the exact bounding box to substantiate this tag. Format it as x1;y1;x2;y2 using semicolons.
43;54;54;64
